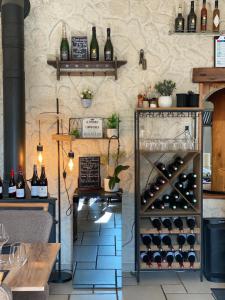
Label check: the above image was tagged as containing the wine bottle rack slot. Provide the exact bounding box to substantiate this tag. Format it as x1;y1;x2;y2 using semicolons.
140;262;201;270
140;227;200;235
140;244;201;252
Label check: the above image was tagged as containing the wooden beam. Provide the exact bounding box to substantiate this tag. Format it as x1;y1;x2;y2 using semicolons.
193;68;225;83
0;203;49;211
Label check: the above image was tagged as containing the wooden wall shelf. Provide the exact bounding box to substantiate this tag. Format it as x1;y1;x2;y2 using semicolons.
47;57;127;80
52;134;118;142
169;30;221;36
193;68;225;83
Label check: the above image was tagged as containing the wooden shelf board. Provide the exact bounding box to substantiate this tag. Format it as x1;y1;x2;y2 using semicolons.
140;209;200;217
169;30;220;36
140;244;201;252
193;68;225;83
52;134;117;142
140;262;201;270
136;107;203;112
140;150;200;154
140;227;201;235
47;59;127;69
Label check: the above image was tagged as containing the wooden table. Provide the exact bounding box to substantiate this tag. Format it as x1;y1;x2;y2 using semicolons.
2;243;60;292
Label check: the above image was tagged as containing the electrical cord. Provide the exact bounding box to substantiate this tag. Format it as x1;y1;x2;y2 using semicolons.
122;221;135;248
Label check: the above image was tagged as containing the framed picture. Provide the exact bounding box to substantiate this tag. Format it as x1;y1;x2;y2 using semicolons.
71;36;88;60
82;118;103;138
214;36;225;67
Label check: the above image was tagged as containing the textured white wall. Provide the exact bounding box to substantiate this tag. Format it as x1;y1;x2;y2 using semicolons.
0;0;224;270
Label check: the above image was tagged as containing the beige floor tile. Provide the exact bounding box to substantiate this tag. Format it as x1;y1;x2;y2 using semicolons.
162;284;187;294
139;271;181;286
123;285;166;300
50;281;93;295
166;294;214;300
49;295;69;300
123;276;137;286
70;294;117;300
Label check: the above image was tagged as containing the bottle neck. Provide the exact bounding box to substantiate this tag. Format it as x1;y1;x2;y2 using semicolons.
191;2;195;11
92;29;96;38
215;1;218;9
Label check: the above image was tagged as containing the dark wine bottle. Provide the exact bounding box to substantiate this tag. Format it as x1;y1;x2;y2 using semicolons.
173;217;183;231
156;163;166;172
39;165;48;199
177;234;186;250
152;235;162;250
186;217;196;231
31;164;39;198
90;26;99;61
143;189;154;202
201;0;207;32
140;251;152;265
168;163;178;173
175;251;184;267
153;251;162;268
179;173;187;182
175;182;184;191
141;196;147;206
187;173;197;183
8;169;16;198
163;194;170;203
174;157;184;167
179;200;189;210
188;193;197;205
104;28;113;61
141;235;152;249
60;23;70;61
213;0;220;32
16;166;25;199
188;183;197;190
175;5;185;33
187;234;196;250
0;177;3;199
163;170;173;179
170;191;179;201
151;218;162;231
187;1;197;32
183;189;190;198
154;199;165;210
162;218;172;231
188;251;196;268
150;184;160;193
166;251;174;267
156;176;166;186
162;235;173;249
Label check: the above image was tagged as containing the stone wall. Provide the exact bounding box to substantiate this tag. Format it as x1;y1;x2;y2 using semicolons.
0;0;224;270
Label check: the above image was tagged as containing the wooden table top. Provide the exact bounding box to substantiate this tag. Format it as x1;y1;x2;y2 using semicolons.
2;243;60;292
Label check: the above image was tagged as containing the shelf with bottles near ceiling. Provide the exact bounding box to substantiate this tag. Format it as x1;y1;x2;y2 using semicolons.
47;57;127;81
134;108;203;278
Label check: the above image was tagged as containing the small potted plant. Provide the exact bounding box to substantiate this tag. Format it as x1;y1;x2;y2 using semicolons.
70;128;80;138
106;113;120;138
155;80;176;107
104;165;130;192
80;89;94;108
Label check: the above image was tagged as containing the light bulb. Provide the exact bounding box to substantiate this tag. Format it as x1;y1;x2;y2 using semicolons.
38;151;43;164
68;158;74;171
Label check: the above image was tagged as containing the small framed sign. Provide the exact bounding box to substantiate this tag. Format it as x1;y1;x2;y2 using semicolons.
71;36;88;60
82;118;103;138
214;36;225;67
78;156;101;190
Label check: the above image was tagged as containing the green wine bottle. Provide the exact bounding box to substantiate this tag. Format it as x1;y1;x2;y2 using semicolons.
104;28;113;61
90;26;99;61
60;23;70;61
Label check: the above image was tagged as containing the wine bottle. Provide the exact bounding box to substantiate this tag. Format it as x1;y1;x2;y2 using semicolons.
175;251;184;267
188;251;196;268
175;182;184;191
151;218;162;231
163;194;170;203
179;173;187;182
104;28;113;61
60;23;70;61
161;218;172;231
166;251;174;268
8;169;16;198
39;165;48;199
186;217;196;231
150;203;155;210
213;0;220;32
168;163;178;174
152;235;162;250
140;251;152;265
170;200;177;210
16;167;25;199
154;199;165;210
153;251;162;268
90;26;99;61
0;177;3;199
187;1;197;33
31;164;39;198
141;234;152;249
162;235;173;250
150;184;160;193
201;0;207;32
170;191;179;201
188;183;197;190
175;5;185;33
188;193;197;205
187;173;197;183
187;234;196;250
156;163;166;172
174;157;184;166
179;200;189;210
156;176;166;186
177;234;186;250
141;196;147;206
173;217;183;231
143;189;154;202
163;170;172;179
183;189;190;198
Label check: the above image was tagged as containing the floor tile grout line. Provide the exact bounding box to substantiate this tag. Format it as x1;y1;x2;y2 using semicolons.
160;284;168;300
177;272;189;294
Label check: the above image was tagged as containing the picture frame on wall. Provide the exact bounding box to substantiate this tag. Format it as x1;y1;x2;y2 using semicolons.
214;36;225;67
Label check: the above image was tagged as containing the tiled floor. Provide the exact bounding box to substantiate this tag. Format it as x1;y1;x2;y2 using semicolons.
49;271;225;299
73;198;122;289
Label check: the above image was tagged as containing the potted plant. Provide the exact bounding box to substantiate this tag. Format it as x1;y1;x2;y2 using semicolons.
155;80;176;107
104;165;130;192
106;113;120;138
80;89;94;108
70;128;80;138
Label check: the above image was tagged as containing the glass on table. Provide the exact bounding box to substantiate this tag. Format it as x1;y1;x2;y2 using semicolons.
0;224;9;263
9;243;27;268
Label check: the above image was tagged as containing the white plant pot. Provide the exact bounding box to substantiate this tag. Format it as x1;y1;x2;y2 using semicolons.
107;128;118;138
158;96;173;107
104;178;119;192
81;98;92;108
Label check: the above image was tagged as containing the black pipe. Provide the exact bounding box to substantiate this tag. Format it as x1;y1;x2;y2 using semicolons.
1;0;30;180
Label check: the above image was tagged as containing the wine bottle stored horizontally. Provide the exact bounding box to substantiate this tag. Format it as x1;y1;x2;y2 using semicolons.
39;165;48;199
187;173;197;183
174;157;184;167
179;200;189;210
8;169;16;198
16;167;25;199
150;184;160;193
31;164;39;198
186;217;196;231
177;234;186;250
60;23;70;61
168;163;178;174
173;217;183;231
143;189;154;203
201;0;207;32
188;251;196;268
104;28;113;61
162;235;173;250
152;235;162;250
156;176;166;186
0;177;2;199
151;218;162;231
141;234;152;249
153;251;162;268
140;251;152;264
175;251;184;267
90;26;99;61
175;182;184;191
175;5;185;33
188;193;197;205
213;0;220;32
154;199;165;210
179;173;187;182
187;234;196;250
166;251;174;267
161;218;172;231
187;1;197;33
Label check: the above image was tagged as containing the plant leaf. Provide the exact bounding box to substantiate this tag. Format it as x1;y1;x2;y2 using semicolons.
114;165;129;177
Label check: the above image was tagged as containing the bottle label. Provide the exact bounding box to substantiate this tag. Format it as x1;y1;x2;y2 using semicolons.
105;50;112;61
39;186;48;197
61;50;68;61
16;188;25;198
8;186;16;194
214;14;220;28
31;186;39;197
91;49;97;60
0;187;2;194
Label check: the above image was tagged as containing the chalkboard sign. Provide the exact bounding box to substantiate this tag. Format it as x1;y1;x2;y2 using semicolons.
78;156;101;190
71;36;88;60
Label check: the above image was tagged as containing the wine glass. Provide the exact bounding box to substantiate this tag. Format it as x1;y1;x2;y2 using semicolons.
0;224;9;252
9;243;27;268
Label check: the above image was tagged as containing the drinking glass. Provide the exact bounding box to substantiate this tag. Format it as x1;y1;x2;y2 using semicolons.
0;224;9;255
9;243;27;268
